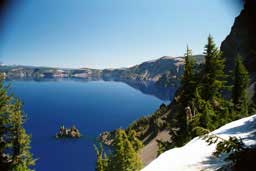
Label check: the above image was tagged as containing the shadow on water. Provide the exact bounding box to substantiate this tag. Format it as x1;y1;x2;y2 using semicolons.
119;79;177;101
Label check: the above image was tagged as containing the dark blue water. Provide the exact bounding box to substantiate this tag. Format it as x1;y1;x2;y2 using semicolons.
7;80;169;171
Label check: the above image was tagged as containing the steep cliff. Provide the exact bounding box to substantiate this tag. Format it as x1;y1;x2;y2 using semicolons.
221;0;256;81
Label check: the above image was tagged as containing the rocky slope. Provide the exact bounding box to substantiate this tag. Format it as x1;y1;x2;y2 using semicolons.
221;0;256;82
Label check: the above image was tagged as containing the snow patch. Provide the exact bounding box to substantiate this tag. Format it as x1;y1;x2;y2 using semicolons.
141;115;256;171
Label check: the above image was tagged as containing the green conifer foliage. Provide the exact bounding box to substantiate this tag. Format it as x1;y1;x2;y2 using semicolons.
164;35;252;157
0;76;35;171
182;46;195;86
0;77;13;170
10;100;35;171
201;35;226;101
95;129;143;171
127;130;143;152
94;144;108;171
168;36;232;149
168;46;198;147
180;46;197;105
199;101;215;130
109;129;142;171
194;35;228;129
232;55;249;117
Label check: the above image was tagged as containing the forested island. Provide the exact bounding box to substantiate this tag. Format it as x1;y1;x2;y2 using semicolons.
56;125;81;138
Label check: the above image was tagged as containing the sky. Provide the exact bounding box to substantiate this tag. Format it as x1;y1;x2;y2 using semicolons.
0;0;243;69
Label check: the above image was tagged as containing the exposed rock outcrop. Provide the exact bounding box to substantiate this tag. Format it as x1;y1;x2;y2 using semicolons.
221;0;256;81
56;125;81;138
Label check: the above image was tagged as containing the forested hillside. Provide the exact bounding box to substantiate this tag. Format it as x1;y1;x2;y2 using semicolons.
97;2;256;169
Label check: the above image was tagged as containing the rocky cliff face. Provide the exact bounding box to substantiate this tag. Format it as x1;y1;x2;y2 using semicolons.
102;55;203;87
221;0;256;81
102;56;185;83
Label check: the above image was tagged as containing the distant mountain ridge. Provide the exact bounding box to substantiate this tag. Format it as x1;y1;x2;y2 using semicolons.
0;55;204;87
102;56;185;83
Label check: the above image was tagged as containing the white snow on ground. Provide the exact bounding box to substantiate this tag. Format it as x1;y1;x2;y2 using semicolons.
141;115;256;171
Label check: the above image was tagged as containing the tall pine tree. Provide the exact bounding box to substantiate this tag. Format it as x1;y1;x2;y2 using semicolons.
232;55;249;117
182;46;195;88
201;35;226;101
168;46;197;147
0;75;35;171
194;35;227;129
180;45;197;109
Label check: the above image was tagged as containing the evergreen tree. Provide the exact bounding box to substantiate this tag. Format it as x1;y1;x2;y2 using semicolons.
198;101;215;130
0;76;35;171
108;129;142;171
168;46;197;147
9;100;35;171
127;130;143;152
94;144;108;171
232;55;249;117
182;45;195;87
179;45;197;106
0;76;13;170
201;35;226;101
194;35;228;129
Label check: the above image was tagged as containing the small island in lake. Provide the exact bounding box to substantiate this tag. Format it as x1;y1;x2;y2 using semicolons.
56;125;81;138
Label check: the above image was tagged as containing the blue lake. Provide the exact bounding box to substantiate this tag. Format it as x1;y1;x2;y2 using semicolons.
6;80;172;171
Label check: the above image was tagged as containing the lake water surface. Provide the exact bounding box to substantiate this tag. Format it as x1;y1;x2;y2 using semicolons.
7;80;171;171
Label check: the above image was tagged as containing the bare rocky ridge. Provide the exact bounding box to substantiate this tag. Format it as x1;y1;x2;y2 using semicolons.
0;55;204;88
